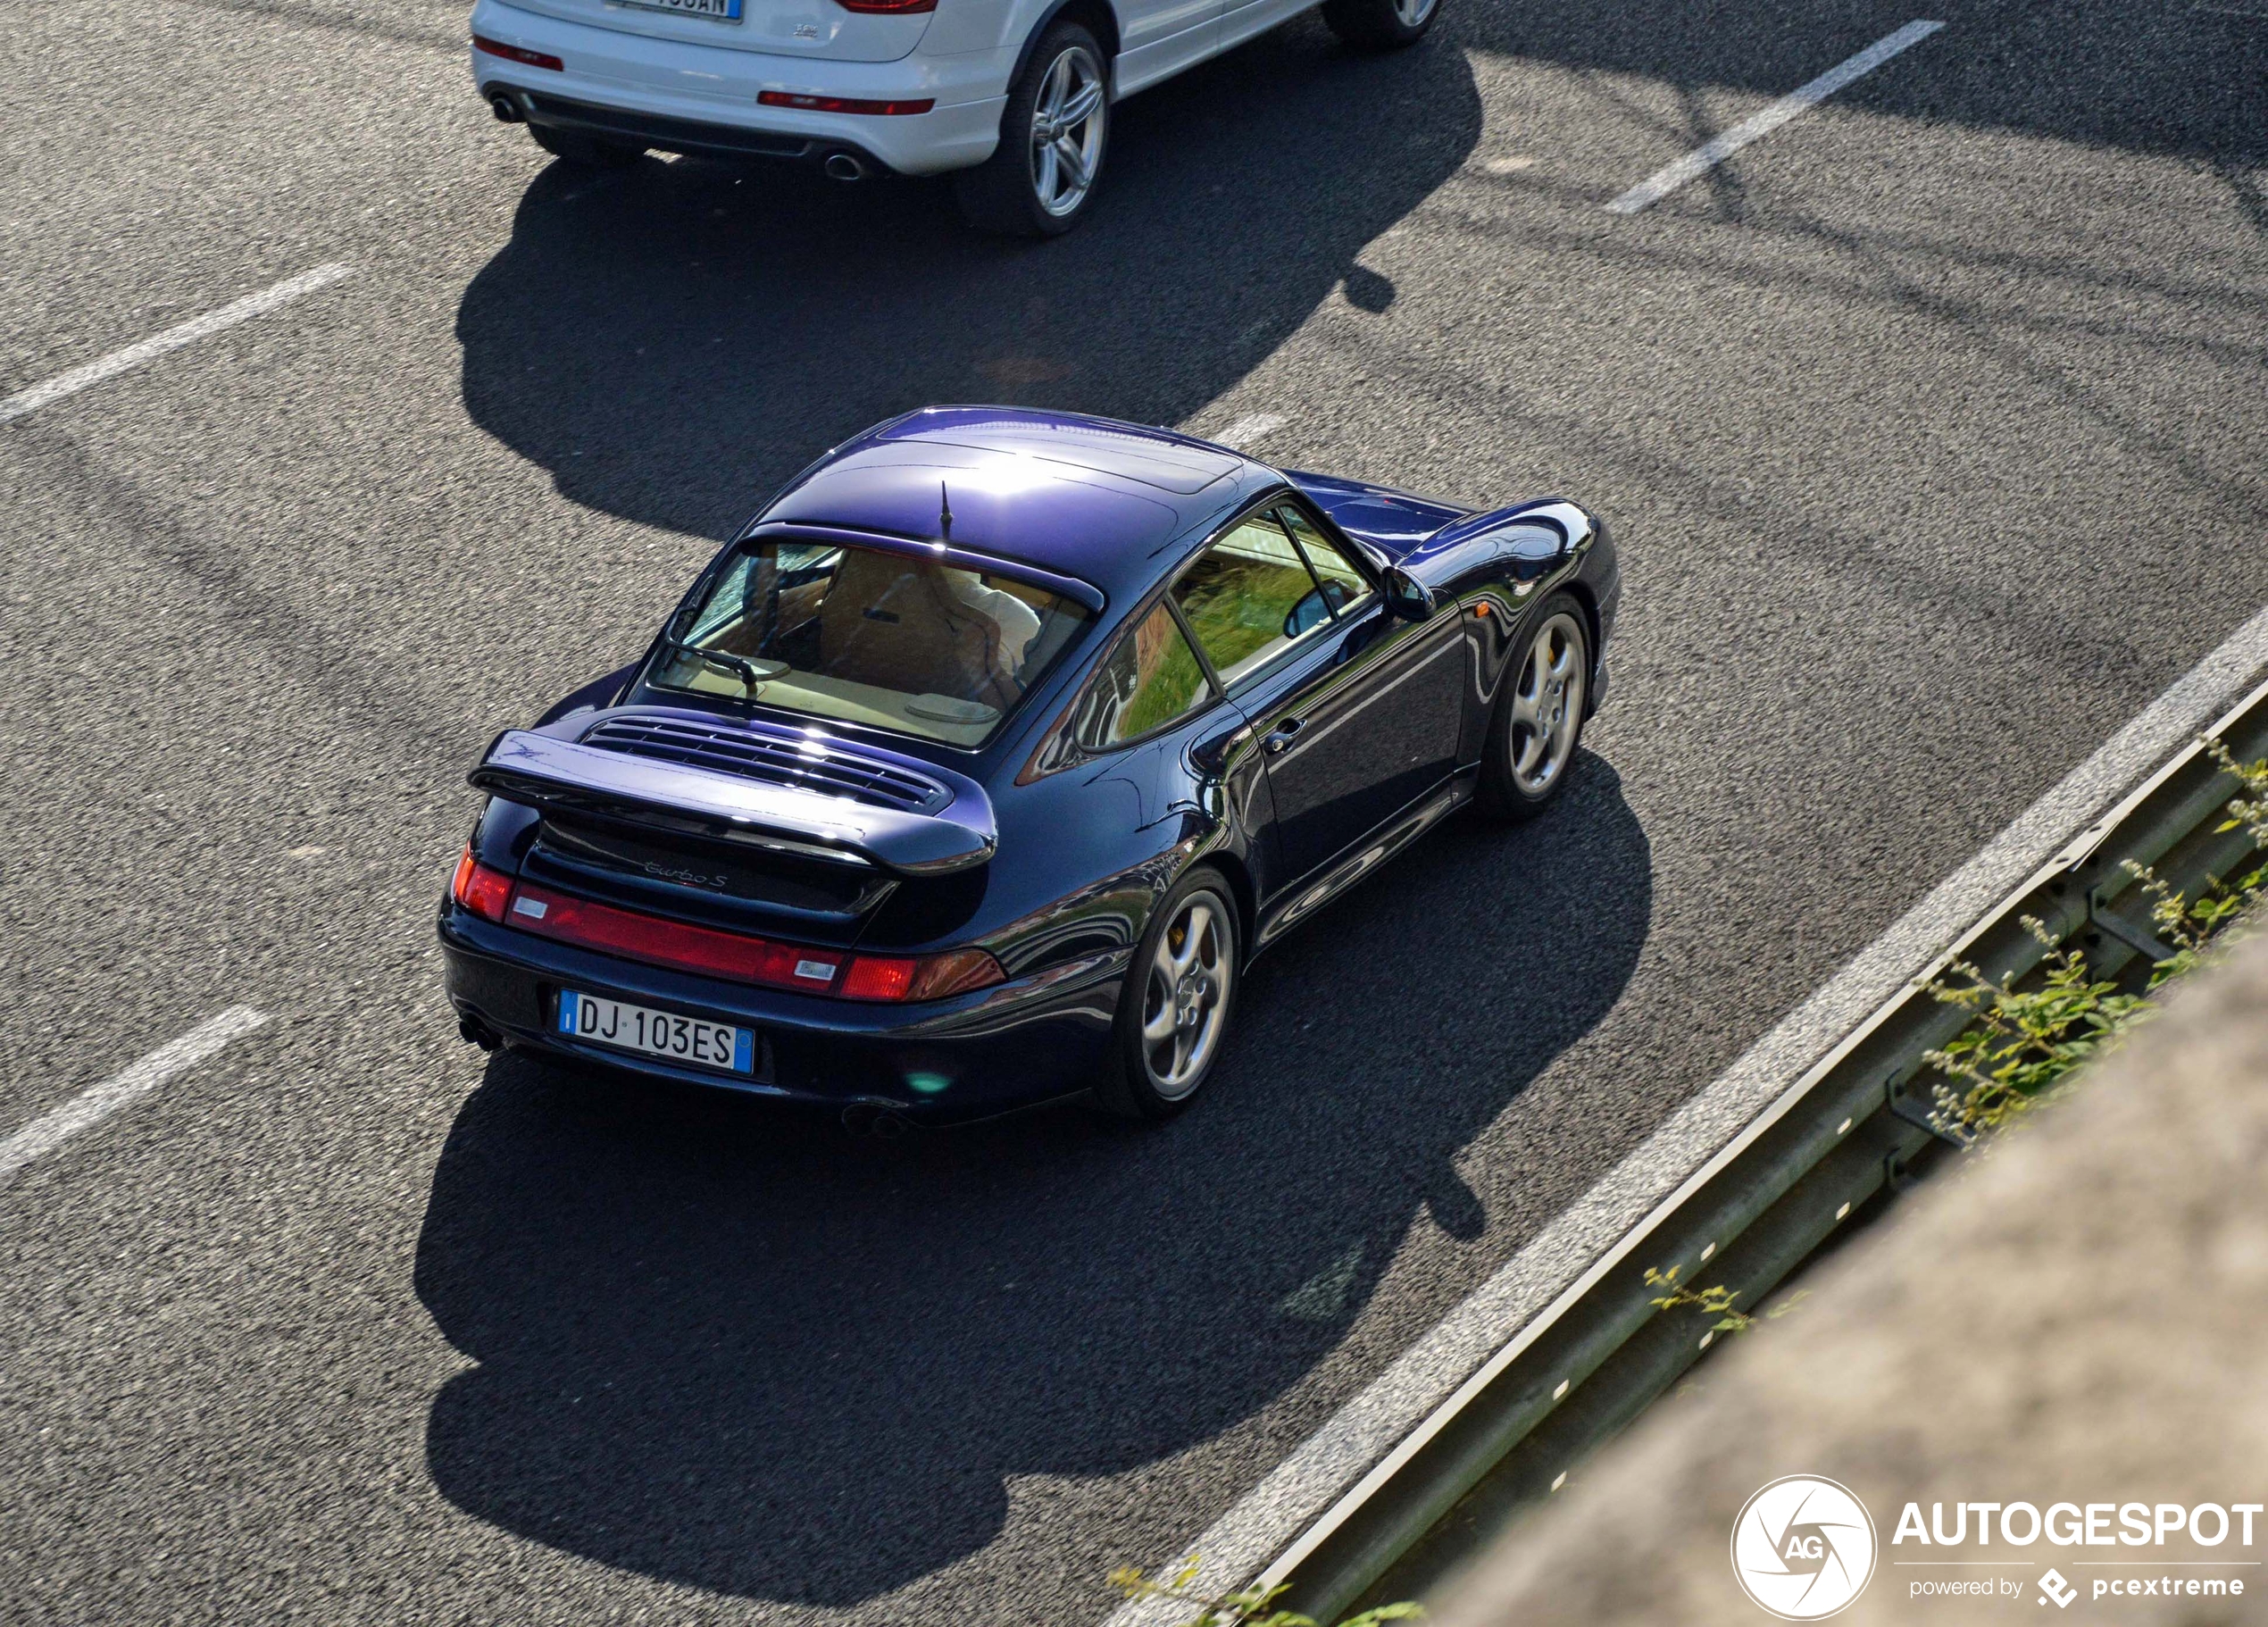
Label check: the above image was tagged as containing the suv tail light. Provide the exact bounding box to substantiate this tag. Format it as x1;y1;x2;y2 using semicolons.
474;36;564;70
830;0;936;13
758;90;934;114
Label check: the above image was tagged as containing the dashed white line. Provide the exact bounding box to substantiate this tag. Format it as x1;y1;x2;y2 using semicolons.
1605;20;1945;214
0;263;355;428
1212;413;1288;450
1105;598;2268;1625
0;1007;270;1187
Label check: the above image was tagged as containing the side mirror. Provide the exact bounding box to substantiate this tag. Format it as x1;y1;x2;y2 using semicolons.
1381;567;1436;622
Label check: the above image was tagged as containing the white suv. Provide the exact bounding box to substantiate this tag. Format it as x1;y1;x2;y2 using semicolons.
470;0;1439;234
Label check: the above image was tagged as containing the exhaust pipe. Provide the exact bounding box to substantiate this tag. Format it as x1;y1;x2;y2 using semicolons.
823;152;867;182
458;1014;503;1052
840;1102;912;1138
489;92;525;123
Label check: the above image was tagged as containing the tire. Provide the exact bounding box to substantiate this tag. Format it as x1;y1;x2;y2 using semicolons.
955;23;1109;238
1090;868;1240;1121
1475;592;1590;822
529;124;645;169
1321;0;1440;48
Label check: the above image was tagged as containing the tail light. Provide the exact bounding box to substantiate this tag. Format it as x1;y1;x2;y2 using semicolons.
830;0;936;13
474;36;564;70
498;880;1005;1003
452;847;514;923
757;90;935;114
839;947;1005;1003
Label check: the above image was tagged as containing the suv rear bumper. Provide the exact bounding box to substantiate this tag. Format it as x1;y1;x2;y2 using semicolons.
471;0;1010;174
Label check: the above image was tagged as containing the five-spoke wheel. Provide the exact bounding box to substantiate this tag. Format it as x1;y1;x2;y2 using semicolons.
955;22;1110;237
1479;592;1591;820
1095;870;1240;1119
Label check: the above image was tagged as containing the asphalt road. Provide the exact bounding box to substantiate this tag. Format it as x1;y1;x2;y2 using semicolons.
1;0;2263;1620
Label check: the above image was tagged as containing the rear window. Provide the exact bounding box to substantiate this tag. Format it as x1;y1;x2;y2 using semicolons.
650;540;1090;747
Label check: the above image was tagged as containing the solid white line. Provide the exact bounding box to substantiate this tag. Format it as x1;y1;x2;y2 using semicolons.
1213;413;1288;450
0;1007;270;1187
0;263;354;428
1105;600;2268;1625
1605;21;1945;214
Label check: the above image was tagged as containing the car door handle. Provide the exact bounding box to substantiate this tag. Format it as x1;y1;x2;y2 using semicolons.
1263;717;1305;755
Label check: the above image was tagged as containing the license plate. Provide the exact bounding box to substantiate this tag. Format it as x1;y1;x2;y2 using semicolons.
558;989;759;1075
611;0;743;20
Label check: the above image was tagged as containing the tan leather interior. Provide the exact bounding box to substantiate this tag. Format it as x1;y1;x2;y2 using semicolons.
813;552;1012;707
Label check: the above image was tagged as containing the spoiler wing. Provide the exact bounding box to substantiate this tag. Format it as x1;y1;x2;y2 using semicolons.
470;729;996;876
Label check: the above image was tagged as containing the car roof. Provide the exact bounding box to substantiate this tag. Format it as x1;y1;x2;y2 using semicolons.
755;407;1279;607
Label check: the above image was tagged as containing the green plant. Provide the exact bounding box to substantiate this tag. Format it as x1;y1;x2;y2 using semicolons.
1108;1558;1422;1627
1643;1264;1808;1336
1921;738;2268;1144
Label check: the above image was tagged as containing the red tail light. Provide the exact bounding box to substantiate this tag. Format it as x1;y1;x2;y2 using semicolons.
830;0;937;13
493;876;1005;1002
839;947;1005;1003
757;90;934;114
474;36;564;70
452;847;514;923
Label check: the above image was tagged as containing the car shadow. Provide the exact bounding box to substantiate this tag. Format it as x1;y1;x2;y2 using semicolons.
454;15;1484;543
413;756;1649;1605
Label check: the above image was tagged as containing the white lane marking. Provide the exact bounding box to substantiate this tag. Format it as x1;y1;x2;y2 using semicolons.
0;263;354;428
1105;600;2268;1625
1605;21;1945;214
0;1007;271;1187
1212;413;1288;449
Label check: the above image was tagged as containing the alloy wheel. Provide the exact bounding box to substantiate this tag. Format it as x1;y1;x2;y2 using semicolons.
1028;46;1105;218
1390;0;1437;27
1508;611;1586;797
1140;893;1231;1099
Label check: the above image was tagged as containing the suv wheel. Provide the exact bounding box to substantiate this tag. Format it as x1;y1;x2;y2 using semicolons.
955;23;1109;237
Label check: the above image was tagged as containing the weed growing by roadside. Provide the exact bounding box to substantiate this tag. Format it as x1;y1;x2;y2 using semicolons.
1642;1265;1808;1336
1923;737;2268;1143
1108;1557;1422;1627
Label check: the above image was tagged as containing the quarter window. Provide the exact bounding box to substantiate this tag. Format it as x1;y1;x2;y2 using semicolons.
1075;603;1214;748
1279;505;1373;617
1170;513;1332;688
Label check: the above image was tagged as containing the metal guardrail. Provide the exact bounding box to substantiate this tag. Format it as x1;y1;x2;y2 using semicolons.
1260;675;2268;1622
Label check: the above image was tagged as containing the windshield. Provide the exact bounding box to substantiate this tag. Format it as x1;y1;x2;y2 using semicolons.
649;540;1092;747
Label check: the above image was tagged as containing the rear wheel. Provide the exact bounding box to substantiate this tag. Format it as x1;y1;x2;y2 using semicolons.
955;23;1109;237
529;124;646;169
1091;870;1239;1121
1321;0;1440;48
1475;594;1589;822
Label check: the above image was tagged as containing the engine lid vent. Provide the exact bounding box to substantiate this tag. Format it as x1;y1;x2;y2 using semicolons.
582;715;951;814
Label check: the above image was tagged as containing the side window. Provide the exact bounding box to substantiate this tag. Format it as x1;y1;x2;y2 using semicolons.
1170;513;1330;688
1279;505;1374;620
1074;603;1214;749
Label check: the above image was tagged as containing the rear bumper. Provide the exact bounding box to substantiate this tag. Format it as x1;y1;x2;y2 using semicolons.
439;905;1123;1121
470;0;1010;175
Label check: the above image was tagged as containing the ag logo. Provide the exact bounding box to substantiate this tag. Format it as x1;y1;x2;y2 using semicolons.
1730;1475;1878;1620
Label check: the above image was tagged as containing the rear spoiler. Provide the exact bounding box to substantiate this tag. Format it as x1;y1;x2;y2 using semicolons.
469;730;996;876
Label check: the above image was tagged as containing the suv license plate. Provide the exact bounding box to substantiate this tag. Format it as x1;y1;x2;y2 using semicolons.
559;989;757;1075
612;0;744;20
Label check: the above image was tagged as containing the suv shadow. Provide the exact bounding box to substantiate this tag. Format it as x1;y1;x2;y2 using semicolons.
454;16;1485;542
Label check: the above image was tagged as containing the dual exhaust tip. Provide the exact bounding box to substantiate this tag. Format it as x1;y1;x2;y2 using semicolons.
486;91;868;182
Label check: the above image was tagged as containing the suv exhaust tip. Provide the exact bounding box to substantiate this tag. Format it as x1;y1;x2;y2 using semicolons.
823;153;867;182
488;92;525;123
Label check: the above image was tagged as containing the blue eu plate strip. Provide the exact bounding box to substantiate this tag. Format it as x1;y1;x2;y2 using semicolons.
558;989;579;1034
733;1028;755;1073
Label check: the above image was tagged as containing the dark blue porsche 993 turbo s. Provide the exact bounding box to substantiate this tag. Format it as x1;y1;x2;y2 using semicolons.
439;407;1619;1125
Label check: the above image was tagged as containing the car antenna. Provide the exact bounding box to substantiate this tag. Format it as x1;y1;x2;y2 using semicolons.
938;480;954;542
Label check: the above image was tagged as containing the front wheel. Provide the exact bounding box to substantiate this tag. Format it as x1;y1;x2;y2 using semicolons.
1475;594;1589;822
1321;0;1440;49
955;23;1109;238
1091;870;1239;1121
